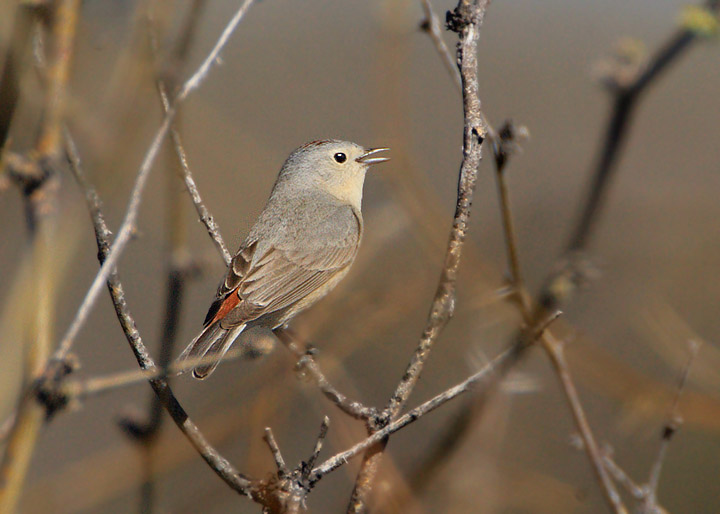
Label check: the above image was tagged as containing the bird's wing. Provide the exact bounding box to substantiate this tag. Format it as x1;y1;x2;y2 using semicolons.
203;208;360;329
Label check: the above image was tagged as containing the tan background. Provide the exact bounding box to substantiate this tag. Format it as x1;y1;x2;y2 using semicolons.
1;0;719;512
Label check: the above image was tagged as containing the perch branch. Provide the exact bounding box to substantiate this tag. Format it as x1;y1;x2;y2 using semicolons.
346;2;491;510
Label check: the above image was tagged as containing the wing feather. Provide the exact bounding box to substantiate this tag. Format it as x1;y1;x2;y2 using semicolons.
202;204;360;329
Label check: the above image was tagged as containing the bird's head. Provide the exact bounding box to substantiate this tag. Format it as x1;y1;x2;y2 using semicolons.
279;140;389;209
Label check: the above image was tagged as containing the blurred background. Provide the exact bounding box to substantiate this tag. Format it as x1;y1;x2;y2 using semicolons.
1;0;719;512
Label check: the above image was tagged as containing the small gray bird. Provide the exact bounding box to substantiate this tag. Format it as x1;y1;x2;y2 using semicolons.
178;140;389;379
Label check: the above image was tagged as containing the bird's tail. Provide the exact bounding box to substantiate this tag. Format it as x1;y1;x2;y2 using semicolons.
177;322;246;379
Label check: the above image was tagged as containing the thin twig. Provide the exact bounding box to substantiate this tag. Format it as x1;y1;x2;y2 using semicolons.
264;427;289;477
156;75;231;265
491;122;530;311
601;449;645;500
641;340;701;511
541;335;627;512
305;417;330;473
148;1;230;265
419;0;461;93
275;329;376;422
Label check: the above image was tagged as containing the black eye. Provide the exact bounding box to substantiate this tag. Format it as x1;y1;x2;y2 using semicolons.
333;152;347;163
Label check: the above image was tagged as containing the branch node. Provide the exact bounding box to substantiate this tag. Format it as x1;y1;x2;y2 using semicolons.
445;6;473;33
33;354;79;420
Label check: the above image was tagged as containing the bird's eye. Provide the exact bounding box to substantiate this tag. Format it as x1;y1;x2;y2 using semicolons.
333;152;347;164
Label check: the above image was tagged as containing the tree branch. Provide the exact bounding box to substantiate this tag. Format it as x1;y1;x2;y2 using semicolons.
346;4;491;509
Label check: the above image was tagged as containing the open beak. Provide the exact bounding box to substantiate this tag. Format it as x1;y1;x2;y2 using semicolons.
356;147;390;165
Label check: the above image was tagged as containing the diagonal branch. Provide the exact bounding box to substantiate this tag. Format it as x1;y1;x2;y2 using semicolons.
641;340;700;511
541;0;720;316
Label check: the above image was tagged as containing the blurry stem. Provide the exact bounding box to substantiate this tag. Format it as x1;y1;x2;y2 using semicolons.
127;6;209;509
0;213;57;513
34;0;80;160
0;3;35;160
641;340;700;511
0;1;77;510
492;2;720;509
538;0;720;320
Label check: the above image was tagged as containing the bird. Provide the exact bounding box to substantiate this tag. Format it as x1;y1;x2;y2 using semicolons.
178;140;389;379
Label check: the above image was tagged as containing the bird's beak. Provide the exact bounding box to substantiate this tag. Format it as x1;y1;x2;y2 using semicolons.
356;147;390;165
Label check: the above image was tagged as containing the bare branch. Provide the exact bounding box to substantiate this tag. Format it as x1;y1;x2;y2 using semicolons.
541;335;627;513
156;80;232;265
312;344;514;483
275;328;376;422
